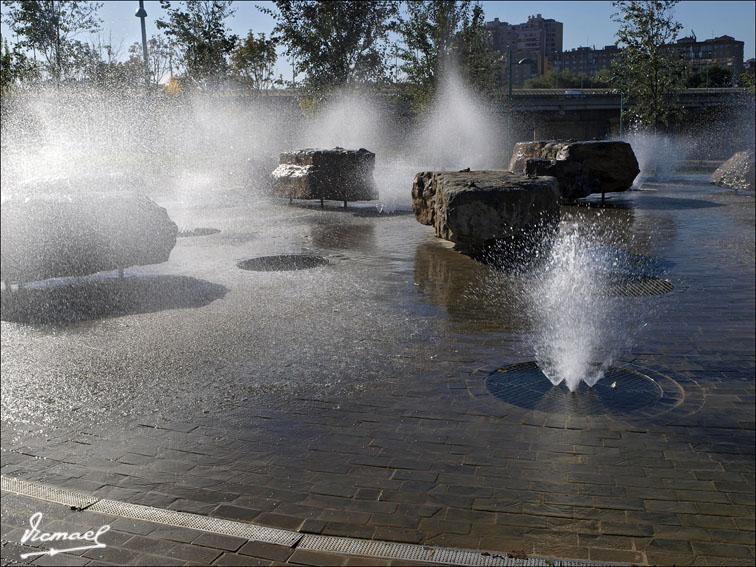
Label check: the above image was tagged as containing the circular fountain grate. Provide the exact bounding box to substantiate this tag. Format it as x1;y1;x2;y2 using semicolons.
605;275;674;297
177;227;221;238
237;254;329;272
485;362;683;417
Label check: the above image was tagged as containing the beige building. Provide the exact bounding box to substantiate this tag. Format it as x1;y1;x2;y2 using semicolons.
485;14;564;86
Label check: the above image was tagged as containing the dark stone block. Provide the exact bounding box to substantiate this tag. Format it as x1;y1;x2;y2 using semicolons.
510;140;640;200
411;170;560;259
271;147;378;202
1;192;177;283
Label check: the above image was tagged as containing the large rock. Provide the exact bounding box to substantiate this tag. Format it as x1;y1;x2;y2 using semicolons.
1;192;177;283
508;140;569;172
411;170;560;257
509;140;640;200
271;147;377;203
711;150;754;191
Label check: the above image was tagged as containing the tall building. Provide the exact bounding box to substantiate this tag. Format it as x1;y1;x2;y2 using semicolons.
552;35;745;84
664;35;745;77
485;14;564;86
552;46;620;78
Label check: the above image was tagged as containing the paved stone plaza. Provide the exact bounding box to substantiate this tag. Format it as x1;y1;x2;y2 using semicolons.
1;175;754;566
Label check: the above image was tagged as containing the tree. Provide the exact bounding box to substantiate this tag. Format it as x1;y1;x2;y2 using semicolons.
1;36;36;90
157;0;238;87
263;0;398;94
739;71;755;94
610;0;685;130
454;4;502;98
230;31;277;91
128;34;176;86
525;69;611;89
2;0;102;82
397;0;468;89
685;65;732;88
396;1;499;108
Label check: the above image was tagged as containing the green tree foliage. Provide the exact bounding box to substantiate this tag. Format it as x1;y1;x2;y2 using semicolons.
127;34;176;86
1;36;36;90
1;0;102;82
685;65;732;88
230;31;278;91
610;0;685;130
739;71;755;93
396;1;500;109
525;69;611;89
264;0;398;94
454;4;502;97
157;0;238;87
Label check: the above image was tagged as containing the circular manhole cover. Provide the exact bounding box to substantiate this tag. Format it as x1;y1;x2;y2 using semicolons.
485;362;683;417
605;275;674;297
237;255;329;272
177;227;221;238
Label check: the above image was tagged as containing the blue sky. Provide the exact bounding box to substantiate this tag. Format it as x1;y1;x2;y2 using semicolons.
2;0;754;77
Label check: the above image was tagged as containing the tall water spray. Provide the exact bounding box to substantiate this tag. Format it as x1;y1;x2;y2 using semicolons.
527;221;647;392
411;69;505;170
295;67;507;210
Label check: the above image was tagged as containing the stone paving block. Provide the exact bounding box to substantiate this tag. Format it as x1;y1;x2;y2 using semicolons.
343;557;391;566
123;534;174;555
253;513;304;531
321;522;375;539
82;544;141;564
693;555;756;566
191;532;246;552
644;499;699;513
212;552;272;566
372;526;424;543
238;541;295;562
646;538;694;553
148;526;205;544
164;541;223;563
287;549;347;566
600;522;653;537
168;499;218;515
109;517;159;536
691;541;755;558
212;504;262;522
318;510;371;525
587;547;645;564
31;553;90;566
130;554;187;566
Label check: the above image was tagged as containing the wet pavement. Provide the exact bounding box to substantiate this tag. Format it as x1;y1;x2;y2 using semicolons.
1;176;754;566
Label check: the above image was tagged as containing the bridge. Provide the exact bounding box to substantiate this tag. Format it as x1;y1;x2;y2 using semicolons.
234;87;755;159
506;88;751;112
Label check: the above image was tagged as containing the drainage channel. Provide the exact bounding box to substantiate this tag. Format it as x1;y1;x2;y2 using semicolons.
1;475;619;566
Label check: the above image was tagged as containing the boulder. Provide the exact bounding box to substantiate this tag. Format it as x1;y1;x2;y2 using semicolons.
509;140;640;200
1;192;177;283
711;150;755;191
508;140;569;173
411;170;560;257
271;147;378;203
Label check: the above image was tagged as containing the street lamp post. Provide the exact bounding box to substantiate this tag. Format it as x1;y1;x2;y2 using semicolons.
136;1;149;88
619;91;624;139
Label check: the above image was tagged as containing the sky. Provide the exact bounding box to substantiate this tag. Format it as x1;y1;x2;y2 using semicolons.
2;0;754;78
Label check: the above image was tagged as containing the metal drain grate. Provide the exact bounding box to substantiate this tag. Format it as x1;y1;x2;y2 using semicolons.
177;227;221;238
606;276;674;297
299;535;609;566
237;254;329;272
486;362;683;417
87;499;300;546
1;476;98;510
